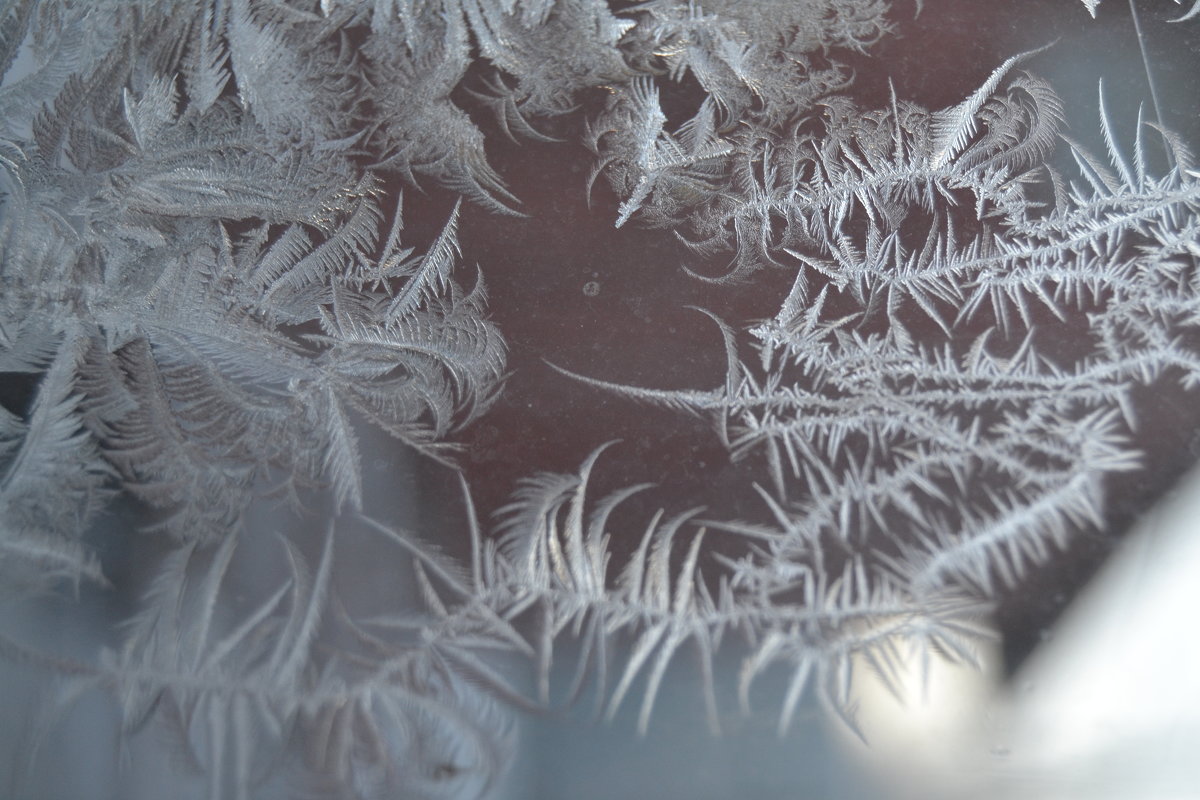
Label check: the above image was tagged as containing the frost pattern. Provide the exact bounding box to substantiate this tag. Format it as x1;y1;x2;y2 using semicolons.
1;1;1198;798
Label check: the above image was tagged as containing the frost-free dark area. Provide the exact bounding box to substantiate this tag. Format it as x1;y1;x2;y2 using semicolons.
1;1;1199;798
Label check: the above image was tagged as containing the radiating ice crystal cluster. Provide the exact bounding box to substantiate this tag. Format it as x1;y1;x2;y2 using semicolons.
1;1;1198;798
